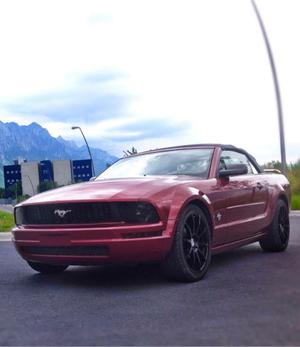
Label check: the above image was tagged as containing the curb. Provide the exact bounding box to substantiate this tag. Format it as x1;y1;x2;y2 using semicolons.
0;232;12;242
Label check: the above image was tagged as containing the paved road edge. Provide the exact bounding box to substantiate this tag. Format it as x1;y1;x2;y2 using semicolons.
0;232;12;241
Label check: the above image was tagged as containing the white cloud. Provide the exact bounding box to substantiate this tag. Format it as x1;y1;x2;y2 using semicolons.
0;0;299;164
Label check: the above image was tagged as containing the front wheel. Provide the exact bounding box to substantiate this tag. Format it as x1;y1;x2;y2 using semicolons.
27;261;68;274
259;199;290;252
162;204;212;282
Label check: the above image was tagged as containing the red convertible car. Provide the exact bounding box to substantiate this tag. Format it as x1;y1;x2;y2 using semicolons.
13;144;291;282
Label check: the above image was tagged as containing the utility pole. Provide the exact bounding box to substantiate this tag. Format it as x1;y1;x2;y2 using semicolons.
251;0;287;175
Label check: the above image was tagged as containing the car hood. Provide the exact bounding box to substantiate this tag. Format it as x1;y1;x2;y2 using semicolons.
19;176;203;206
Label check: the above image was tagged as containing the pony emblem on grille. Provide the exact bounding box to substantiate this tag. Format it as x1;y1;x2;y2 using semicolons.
54;209;72;218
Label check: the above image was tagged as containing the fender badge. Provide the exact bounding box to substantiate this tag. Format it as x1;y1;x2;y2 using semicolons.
216;212;222;222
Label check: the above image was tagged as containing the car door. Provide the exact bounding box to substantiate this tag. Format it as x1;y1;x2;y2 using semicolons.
248;161;269;217
210;150;261;243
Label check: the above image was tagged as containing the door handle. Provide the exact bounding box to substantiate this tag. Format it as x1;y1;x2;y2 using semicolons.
256;182;264;190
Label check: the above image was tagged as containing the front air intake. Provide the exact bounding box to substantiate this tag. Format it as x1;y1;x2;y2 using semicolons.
22;245;109;256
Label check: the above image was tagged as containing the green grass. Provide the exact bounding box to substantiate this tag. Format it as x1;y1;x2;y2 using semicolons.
0;211;15;232
291;194;300;210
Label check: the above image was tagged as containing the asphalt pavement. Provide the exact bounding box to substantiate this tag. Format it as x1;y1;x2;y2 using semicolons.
0;216;299;346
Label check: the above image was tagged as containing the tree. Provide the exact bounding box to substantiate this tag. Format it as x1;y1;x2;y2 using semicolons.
38;181;58;193
7;181;22;199
123;147;138;157
288;159;300;195
262;160;282;171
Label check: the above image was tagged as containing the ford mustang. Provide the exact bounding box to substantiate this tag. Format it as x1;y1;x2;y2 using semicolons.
12;144;291;282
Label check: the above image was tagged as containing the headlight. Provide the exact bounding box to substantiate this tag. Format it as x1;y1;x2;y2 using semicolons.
14;207;23;226
119;202;160;223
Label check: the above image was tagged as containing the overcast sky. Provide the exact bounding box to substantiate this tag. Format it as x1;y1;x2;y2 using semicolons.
0;0;299;164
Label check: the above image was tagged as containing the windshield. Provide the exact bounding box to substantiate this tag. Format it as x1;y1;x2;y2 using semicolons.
97;148;213;180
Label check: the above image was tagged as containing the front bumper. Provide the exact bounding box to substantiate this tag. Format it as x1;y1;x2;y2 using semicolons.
12;220;175;265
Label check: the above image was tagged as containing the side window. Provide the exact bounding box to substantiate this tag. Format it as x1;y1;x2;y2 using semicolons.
219;150;254;175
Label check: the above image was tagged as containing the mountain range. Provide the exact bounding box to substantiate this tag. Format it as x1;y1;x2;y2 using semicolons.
0;121;118;187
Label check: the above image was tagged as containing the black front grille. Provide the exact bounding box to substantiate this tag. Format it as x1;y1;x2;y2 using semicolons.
15;202;159;226
22;245;109;256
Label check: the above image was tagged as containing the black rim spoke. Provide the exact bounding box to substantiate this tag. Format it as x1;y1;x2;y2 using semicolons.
278;207;289;244
195;252;202;266
192;215;196;234
185;223;193;238
182;213;209;272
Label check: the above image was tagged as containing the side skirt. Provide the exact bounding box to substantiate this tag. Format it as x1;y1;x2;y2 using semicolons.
211;232;267;255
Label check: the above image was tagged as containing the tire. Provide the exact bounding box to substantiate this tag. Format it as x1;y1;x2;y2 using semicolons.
259;199;290;252
27;261;68;274
162;204;212;282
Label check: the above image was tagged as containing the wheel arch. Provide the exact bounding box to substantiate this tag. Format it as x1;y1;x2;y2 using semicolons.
167;186;215;239
278;193;289;210
266;192;290;226
187;199;214;238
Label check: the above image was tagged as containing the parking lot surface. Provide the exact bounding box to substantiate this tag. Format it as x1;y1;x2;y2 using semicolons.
0;216;299;346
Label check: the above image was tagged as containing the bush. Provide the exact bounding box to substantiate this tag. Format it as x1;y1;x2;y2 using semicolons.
264;160;300;209
291;194;300;210
262;160;282;171
17;195;30;203
6;181;22;199
288;160;300;196
38;181;58;193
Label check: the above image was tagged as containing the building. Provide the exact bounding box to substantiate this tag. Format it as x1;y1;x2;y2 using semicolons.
72;159;93;182
4;164;22;196
39;160;54;182
3;158;93;197
21;162;40;196
53;160;73;186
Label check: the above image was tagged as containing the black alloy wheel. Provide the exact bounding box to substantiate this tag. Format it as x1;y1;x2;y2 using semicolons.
182;212;210;273
259;199;290;252
278;204;290;245
162;204;212;282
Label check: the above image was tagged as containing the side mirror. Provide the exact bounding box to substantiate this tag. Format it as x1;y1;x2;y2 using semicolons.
219;163;248;178
89;176;96;181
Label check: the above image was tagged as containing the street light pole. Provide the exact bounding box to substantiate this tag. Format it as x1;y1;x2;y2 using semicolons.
24;175;35;196
71;126;96;177
251;0;287;175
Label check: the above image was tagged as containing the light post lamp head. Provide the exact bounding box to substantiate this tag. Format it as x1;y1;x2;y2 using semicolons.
71;126;80;130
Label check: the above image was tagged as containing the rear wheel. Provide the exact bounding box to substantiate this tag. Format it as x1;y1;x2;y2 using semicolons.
27;261;68;274
259;199;290;252
162;204;212;282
